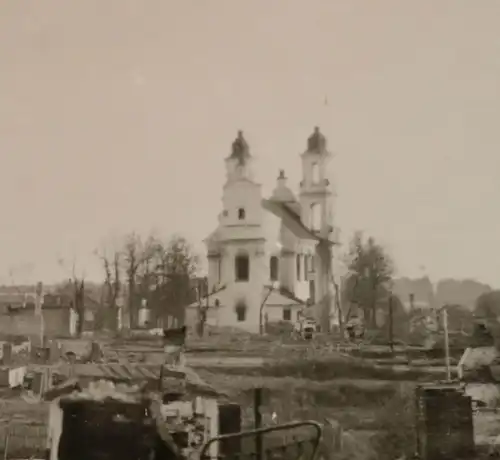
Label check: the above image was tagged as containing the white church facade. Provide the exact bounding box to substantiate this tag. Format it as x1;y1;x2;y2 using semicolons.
187;127;337;333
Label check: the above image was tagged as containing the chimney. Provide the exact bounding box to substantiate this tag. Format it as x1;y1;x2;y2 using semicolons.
2;343;12;365
409;293;415;310
35;281;44;316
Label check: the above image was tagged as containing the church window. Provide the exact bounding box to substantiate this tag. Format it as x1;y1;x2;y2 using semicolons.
238;208;246;220
310;203;321;232
217;258;222;283
235;254;250;281
312;162;320;183
270;256;279;281
222;210;228;217
235;301;247;322
296;254;301;281
283;307;291;321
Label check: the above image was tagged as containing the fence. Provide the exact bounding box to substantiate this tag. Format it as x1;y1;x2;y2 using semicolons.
0;400;49;458
0;423;47;458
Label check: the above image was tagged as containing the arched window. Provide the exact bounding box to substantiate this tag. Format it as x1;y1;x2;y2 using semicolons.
310;203;321;232
296;254;301;281
235;254;250;281
309;280;316;303
238;208;246;220
270;256;279;281
311;162;320;183
235;301;247;322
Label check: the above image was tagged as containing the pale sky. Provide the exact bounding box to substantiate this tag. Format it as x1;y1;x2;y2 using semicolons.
1;0;500;287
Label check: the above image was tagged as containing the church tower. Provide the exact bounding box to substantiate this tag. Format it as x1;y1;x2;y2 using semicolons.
221;130;262;228
224;130;255;184
299;127;335;238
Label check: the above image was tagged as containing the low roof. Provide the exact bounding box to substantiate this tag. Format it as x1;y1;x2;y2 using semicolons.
459;346;499;371
187;284;306;309
0;292;36;305
263;286;306;307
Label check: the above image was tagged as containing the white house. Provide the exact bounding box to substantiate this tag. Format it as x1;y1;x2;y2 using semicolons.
187;127;338;333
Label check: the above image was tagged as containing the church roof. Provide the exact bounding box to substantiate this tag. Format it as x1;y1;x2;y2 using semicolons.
227;130;251;164
304;126;328;154
261;199;319;241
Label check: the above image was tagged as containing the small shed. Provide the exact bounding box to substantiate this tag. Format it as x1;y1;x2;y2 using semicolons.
458;346;500;381
415;382;475;460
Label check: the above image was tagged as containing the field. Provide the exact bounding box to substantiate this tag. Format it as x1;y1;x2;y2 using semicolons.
108;330;460;459
184;333;456;460
0;331;459;460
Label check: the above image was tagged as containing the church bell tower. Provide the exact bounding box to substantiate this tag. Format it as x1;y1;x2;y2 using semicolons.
299;127;335;238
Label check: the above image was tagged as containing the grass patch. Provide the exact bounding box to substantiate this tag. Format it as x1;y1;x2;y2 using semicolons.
198;371;398;409
198;354;447;382
199;356;421;460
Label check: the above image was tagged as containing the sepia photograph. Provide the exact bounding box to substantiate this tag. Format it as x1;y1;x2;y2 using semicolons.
0;1;500;459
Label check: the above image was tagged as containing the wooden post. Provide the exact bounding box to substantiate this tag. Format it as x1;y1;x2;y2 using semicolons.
3;424;10;460
259;289;273;335
254;388;263;460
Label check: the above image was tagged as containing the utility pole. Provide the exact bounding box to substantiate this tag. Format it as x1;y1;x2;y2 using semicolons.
254;388;263;460
442;306;451;381
35;281;44;346
317;240;333;334
388;293;394;354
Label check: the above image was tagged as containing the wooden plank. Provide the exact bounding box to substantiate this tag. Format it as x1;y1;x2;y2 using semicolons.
103;364;137;381
119;362;136;379
98;364;115;378
135;366;156;379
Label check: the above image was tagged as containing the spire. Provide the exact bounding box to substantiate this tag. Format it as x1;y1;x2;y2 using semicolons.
229;130;251;164
307;126;327;153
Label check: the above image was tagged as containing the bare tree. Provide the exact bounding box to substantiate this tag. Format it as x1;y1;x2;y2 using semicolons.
95;245;122;330
122;232;157;327
57;256;86;337
97;233;199;330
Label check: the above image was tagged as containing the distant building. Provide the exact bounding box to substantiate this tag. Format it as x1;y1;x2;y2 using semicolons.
0;290;101;340
0;292;37;311
186;127;338;332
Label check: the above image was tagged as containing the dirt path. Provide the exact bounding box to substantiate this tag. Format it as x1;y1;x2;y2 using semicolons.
186;355;266;367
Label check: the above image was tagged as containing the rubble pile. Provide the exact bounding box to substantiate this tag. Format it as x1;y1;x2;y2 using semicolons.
60;379;144;403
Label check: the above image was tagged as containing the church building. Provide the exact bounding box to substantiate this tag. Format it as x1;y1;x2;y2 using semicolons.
186;127;338;333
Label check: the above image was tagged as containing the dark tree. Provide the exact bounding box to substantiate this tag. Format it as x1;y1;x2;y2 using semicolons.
343;231;394;329
96;246;122;330
149;235;199;327
474;290;500;349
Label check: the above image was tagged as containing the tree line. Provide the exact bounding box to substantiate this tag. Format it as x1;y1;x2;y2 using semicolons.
339;231;500;348
61;227;498;345
65;232;200;335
